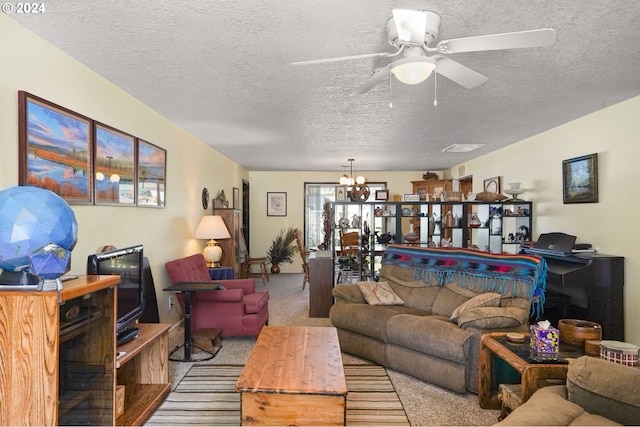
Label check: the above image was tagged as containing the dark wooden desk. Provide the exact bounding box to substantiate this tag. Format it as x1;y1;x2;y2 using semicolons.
308;253;334;317
164;282;220;362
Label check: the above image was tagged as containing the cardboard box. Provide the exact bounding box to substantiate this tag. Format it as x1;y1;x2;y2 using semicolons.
530;324;559;354
115;385;125;418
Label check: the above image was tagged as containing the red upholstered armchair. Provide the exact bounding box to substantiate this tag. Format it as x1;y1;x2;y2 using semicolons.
165;254;269;337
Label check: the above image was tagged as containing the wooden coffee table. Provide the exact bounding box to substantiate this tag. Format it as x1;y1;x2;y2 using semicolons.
478;332;584;410
236;326;347;426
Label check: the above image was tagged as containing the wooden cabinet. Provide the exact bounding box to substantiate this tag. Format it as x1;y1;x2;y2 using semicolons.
411;178;472;201
308;253;334;318
0;275;170;426
214;208;241;276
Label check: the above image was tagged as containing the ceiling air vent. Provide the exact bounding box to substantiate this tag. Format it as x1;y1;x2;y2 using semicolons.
442;144;485;153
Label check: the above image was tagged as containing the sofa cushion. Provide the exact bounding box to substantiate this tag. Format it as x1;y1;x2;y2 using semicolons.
567;356;640;425
494;385;620;426
357;281;404;305
243;291;269;314
386;314;472;364
456;306;525;329
450;292;502;321
332;284;366;304
330;302;415;342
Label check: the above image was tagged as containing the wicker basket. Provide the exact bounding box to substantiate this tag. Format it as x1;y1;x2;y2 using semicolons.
442;180;462;201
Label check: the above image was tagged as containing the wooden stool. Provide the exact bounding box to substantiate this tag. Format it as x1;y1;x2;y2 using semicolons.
192;328;222;357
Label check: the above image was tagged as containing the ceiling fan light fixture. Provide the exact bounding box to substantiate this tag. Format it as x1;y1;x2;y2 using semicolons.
391;60;436;85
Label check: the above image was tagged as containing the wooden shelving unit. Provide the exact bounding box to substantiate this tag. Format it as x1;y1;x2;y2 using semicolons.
0;275;170;426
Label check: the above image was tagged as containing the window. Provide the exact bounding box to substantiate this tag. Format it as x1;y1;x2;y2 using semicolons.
304;182;386;249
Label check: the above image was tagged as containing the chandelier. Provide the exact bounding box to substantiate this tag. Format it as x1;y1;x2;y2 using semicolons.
339;159;366;186
339;159;370;201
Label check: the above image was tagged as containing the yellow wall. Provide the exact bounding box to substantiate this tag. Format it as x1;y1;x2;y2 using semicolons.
0;15;248;325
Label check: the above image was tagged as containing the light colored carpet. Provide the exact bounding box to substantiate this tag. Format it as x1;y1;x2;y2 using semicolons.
160;272;500;426
146;364;410;426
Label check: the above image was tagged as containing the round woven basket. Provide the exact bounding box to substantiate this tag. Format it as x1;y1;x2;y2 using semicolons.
558;319;602;347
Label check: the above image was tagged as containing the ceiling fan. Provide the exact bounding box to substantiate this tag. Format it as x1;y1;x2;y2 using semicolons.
291;9;556;95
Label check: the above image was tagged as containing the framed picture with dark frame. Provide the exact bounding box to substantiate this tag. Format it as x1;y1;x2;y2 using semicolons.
94;122;136;205
233;187;239;209
267;192;287;216
375;189;389;201
562;153;598;204
18;91;94;204
137;139;166;207
483;176;501;194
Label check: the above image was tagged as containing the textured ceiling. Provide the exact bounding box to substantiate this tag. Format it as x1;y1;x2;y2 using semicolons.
9;1;640;172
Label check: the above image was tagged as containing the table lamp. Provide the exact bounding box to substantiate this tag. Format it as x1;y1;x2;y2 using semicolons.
194;215;231;268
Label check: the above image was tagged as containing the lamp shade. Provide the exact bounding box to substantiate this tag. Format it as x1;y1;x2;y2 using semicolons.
391;57;436;85
194;215;230;268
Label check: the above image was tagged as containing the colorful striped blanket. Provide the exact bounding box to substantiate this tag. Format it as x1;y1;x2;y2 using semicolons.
382;245;547;318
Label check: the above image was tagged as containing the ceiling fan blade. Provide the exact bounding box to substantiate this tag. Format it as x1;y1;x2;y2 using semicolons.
291;51;393;66
435;57;488;89
438;28;556;53
351;64;392;95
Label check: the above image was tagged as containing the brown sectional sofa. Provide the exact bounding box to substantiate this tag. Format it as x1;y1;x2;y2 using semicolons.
496;356;640;425
330;245;546;394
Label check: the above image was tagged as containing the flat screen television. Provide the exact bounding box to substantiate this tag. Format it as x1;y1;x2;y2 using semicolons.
87;244;144;346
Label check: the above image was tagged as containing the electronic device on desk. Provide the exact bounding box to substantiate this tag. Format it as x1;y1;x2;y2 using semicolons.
87;244;144;346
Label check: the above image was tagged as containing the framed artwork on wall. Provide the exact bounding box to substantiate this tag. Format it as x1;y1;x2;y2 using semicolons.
18;91;94;204
233;187;239;209
562;153;598;204
267;192;287;216
94;122;136;205
483;176;501;194
137;139;166;207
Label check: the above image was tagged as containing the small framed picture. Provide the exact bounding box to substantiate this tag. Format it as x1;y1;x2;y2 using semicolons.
267;192;287;216
402;194;420;202
335;186;347;201
375;190;389;201
484;176;501;194
562;153;598;204
233;187;239;209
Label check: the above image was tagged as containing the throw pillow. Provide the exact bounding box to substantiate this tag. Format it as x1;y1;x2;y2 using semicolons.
450;292;501;321
356;281;404;306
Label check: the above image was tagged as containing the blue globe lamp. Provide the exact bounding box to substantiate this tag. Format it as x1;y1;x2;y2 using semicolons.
0;186;78;290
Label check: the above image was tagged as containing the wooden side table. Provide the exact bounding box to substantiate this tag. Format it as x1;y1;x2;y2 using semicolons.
478;332;582;411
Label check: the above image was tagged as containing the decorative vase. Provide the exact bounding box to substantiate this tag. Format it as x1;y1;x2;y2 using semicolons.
270;264;281;274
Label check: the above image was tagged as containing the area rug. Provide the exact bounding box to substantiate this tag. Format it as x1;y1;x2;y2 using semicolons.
145;364;410;426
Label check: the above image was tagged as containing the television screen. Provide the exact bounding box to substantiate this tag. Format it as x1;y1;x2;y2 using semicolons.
87;244;144;344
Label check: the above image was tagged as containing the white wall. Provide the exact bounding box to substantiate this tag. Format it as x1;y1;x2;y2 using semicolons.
449;95;640;345
0;15;248;325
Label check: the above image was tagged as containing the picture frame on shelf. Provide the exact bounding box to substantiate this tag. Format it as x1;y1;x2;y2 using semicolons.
137;139;166;207
267;192;287;216
483;176;501;194
402;193;420;202
94;122;136;206
562;153;598;204
335;186;347;202
18;91;94;204
375;189;389;201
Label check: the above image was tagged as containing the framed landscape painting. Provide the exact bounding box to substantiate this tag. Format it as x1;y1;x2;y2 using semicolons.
18;91;93;204
94;122;136;205
562;153;598;204
137;139;166;207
